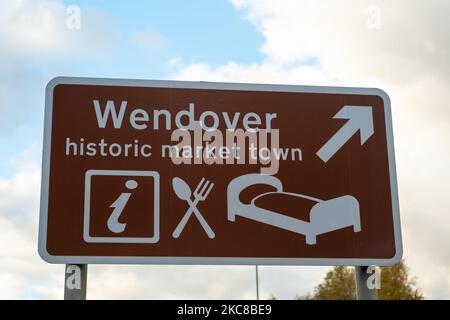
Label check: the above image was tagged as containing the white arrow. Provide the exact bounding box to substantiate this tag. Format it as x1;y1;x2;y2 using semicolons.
316;105;374;162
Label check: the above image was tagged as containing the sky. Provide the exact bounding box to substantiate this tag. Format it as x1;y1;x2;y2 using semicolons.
0;0;449;299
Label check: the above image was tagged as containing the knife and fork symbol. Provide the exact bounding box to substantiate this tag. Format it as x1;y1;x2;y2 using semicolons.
172;177;215;239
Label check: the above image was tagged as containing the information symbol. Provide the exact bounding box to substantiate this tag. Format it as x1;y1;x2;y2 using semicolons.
107;179;138;233
83;169;160;244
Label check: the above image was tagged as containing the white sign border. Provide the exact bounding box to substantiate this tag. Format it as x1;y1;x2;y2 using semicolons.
38;76;402;266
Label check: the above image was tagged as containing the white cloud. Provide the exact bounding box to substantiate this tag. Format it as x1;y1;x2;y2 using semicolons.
0;147;62;299
87;265;257;300
173;61;333;85
0;216;62;299
0;145;41;220
230;0;450;85
0;0;114;58
0;0;115;135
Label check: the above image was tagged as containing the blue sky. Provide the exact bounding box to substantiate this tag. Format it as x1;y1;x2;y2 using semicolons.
64;0;264;74
0;0;264;178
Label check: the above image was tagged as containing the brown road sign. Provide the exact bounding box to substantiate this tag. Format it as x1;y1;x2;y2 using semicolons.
38;77;402;265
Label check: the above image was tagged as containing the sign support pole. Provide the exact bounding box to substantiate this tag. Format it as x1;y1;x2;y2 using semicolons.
64;264;88;300
355;266;378;300
255;265;260;300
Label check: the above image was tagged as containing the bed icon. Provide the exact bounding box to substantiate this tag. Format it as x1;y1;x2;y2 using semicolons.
227;174;361;245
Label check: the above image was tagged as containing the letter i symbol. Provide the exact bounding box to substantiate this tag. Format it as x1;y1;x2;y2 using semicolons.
107;180;138;233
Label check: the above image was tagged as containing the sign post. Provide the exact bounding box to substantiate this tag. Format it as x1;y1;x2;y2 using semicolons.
355;266;378;300
256;265;260;300
64;264;88;300
38;77;402;298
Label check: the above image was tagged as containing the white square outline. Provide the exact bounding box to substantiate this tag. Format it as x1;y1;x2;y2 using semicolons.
83;170;160;244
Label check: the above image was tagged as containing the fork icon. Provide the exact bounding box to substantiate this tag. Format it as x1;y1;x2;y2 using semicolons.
172;177;215;239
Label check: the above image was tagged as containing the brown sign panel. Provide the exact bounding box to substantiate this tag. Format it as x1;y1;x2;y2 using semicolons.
38;77;402;265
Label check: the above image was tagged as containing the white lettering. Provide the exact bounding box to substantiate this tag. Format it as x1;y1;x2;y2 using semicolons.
130;109;149;130
93;100;127;129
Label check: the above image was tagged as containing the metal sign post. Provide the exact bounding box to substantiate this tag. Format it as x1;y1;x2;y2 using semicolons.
355;266;378;300
255;265;260;300
64;264;88;300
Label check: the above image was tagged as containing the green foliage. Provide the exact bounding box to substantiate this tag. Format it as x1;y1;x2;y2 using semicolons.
297;259;424;300
378;260;423;300
312;266;356;300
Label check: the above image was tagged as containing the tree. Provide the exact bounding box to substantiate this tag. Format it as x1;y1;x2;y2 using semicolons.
377;260;423;300
298;259;424;300
312;266;356;300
